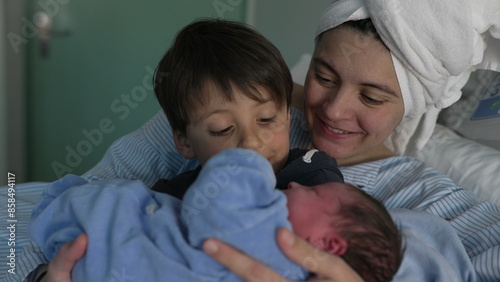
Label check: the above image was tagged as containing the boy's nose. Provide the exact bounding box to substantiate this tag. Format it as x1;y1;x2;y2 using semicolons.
239;135;263;150
239;128;265;151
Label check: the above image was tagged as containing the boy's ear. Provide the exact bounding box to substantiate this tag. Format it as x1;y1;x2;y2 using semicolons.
310;233;348;256
173;131;196;159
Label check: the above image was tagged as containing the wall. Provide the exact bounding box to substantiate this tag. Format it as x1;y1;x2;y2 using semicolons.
251;0;333;71
24;1;247;181
4;0;333;183
0;0;6;184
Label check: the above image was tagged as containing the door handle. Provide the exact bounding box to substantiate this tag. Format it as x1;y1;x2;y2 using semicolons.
35;11;71;58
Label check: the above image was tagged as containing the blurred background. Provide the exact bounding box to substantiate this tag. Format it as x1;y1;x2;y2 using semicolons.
1;0;332;182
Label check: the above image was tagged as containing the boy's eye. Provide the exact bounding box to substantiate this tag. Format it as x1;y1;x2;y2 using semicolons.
210;126;234;136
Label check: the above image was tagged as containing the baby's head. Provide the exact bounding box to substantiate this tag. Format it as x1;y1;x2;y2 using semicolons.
154;19;293;173
284;181;403;282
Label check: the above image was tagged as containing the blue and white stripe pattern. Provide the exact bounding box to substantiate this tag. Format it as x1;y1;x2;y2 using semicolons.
0;182;49;280
2;107;500;281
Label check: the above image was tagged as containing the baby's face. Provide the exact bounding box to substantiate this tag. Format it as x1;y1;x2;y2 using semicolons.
181;83;290;173
283;182;363;244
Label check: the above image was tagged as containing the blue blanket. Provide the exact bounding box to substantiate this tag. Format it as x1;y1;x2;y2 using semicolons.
2;149;476;281
29;149;307;281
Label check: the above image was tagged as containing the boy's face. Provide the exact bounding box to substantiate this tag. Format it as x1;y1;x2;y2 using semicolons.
174;83;291;174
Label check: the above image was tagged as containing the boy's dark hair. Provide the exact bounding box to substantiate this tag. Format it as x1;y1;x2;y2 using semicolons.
154;18;292;135
337;189;404;282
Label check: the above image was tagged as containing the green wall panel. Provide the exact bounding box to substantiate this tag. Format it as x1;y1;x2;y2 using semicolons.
27;0;246;181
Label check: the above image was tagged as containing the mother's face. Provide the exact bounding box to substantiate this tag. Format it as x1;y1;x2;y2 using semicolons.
304;27;404;161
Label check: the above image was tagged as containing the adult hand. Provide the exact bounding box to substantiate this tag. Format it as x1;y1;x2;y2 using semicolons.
203;227;364;282
41;234;88;282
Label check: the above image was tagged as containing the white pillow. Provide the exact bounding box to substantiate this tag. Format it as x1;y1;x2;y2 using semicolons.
439;70;500;151
414;124;500;206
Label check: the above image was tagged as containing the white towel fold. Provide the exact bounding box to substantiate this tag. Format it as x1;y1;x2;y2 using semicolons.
316;0;500;155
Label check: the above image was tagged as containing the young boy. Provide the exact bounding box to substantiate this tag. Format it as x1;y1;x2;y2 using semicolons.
153;18;293;176
28;19;402;282
150;18;344;193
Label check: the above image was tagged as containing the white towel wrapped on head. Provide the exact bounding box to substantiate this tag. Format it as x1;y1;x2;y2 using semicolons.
316;0;500;155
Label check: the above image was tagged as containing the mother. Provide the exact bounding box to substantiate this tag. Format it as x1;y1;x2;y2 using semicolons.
28;1;500;281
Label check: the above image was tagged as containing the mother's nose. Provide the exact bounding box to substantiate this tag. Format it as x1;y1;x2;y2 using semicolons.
322;87;355;119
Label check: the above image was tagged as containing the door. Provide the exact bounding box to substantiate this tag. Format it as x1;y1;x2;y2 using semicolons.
26;0;247;181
